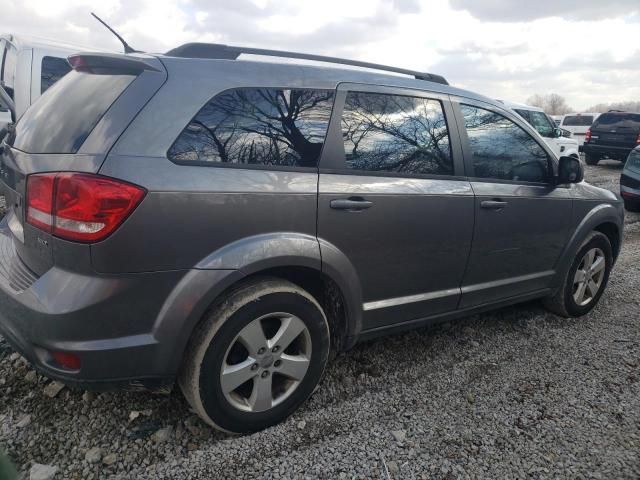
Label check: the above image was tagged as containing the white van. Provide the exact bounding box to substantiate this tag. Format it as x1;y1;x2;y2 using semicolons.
560;112;600;149
0;35;103;131
501;100;580;159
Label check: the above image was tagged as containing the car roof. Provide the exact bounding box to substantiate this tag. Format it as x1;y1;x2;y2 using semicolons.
497;99;544;112
0;34;107;55
158;54;499;108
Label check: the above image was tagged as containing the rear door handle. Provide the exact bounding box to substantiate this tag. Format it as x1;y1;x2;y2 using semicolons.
330;198;373;211
480;200;508;210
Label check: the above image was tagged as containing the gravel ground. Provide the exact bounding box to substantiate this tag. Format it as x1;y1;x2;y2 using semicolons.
1;160;639;479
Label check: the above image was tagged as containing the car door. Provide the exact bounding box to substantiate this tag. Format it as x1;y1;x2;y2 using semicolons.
453;100;573;307
317;84;474;331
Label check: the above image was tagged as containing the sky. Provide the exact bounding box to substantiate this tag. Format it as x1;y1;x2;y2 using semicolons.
1;0;638;111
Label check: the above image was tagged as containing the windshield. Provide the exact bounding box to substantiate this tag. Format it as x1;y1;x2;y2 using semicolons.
562;115;594;127
593;113;640;130
9;70;134;153
515;109;555;138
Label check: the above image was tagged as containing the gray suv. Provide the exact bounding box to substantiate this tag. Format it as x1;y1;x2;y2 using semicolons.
0;44;624;433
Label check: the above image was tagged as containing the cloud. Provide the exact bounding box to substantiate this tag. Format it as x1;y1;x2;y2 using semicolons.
449;0;640;22
0;0;638;110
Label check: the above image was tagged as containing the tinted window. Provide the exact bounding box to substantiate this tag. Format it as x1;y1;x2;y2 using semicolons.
40;56;71;94
626;148;640;173
168;88;334;168
11;70;134;153
461;105;550;183
515;109;554;138
341;92;453;175
593;113;640;129
562;115;594;127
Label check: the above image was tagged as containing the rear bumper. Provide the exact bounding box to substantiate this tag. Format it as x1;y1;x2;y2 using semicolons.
583;143;634;159
0;218;238;391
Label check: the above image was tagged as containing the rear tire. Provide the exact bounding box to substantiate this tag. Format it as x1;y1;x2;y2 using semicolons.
179;278;330;433
543;232;612;317
624;197;640;212
585;153;599;165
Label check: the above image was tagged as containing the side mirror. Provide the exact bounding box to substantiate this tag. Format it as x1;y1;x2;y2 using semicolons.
553;127;563;138
557;155;584;184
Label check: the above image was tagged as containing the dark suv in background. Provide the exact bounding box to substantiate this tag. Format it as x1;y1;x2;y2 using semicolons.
583;111;640;165
0;45;624;433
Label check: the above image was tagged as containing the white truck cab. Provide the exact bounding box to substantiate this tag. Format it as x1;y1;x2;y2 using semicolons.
0;35;103;131
502;100;580;159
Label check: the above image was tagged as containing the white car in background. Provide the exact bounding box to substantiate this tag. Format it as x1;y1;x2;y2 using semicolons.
560;112;600;150
501;100;581;159
0;35;104;131
550;115;563;126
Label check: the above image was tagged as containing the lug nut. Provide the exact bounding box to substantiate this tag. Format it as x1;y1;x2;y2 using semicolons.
261;371;270;378
274;360;281;367
272;346;280;353
258;347;266;355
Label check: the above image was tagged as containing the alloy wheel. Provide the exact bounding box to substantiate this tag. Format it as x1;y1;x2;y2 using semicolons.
572;247;606;307
220;313;312;413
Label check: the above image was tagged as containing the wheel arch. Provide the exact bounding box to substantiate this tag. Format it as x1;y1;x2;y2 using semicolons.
551;203;623;291
152;233;363;379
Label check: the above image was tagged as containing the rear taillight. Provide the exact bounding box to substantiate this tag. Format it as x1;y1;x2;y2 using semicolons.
636;132;640;145
26;173;146;243
585;128;592;143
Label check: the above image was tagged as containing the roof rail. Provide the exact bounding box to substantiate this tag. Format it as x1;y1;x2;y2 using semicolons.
164;43;448;85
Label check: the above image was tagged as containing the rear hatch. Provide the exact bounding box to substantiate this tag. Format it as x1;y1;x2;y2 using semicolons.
590;112;640;149
0;53;167;275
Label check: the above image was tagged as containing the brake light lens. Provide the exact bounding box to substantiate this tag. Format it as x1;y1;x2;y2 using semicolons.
585;128;592;143
636;133;640;145
50;350;81;371
26;173;146;243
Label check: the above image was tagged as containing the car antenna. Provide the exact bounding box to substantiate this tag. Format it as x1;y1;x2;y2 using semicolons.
91;12;139;54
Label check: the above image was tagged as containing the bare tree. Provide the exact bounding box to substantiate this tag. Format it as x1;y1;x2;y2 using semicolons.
587;101;640;113
525;93;573;115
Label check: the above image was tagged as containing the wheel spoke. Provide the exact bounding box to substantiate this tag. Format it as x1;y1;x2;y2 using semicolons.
238;320;267;355
574;281;587;304
574;269;586;283
587;279;599;298
221;358;257;393
249;375;273;411
590;256;605;275
277;353;310;381
268;316;306;351
583;249;596;269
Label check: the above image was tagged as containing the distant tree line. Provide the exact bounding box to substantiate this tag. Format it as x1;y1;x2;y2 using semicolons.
526;93;640;115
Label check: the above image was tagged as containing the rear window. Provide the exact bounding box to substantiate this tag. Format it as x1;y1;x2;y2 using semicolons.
562;115;594;127
593;113;640;130
10;70;134;154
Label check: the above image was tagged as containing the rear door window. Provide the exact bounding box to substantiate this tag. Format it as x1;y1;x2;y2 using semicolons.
593;113;640;130
40;56;71;94
340;91;453;176
562;115;594;127
168;88;334;168
10;70;135;153
461;104;550;183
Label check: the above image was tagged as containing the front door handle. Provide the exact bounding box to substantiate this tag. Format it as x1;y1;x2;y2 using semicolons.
330;197;373;211
480;200;508;210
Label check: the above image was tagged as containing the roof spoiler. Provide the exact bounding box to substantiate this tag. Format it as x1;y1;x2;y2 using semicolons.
67;53;161;74
164;43;449;85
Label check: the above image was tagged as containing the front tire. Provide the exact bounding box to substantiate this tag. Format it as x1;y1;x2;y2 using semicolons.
544;232;612;317
179;278;330;433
